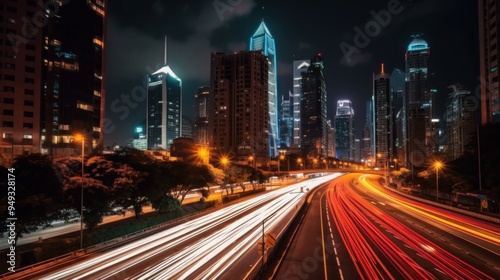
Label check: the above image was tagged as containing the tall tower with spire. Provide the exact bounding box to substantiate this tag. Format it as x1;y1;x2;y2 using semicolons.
374;63;392;167
146;37;182;150
249;20;279;158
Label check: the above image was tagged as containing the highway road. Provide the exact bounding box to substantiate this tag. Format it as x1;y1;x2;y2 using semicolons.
272;173;500;279
5;173;343;280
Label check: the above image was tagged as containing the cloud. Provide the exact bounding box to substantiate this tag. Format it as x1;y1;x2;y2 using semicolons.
151;0;165;15
298;42;313;50
277;61;292;77
339;52;372;67
226;41;247;53
106;18;220;86
188;0;256;33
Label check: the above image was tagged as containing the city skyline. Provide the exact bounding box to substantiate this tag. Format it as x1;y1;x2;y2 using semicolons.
105;0;478;148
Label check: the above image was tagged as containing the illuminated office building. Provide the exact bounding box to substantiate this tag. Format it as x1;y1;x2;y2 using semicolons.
194;86;209;146
405;35;431;168
146;41;182;150
292;60;310;148
335;100;355;161
374;64;392;167
300;54;328;158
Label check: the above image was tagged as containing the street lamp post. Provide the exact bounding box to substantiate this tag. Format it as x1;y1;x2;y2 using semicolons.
75;134;85;250
434;161;442;202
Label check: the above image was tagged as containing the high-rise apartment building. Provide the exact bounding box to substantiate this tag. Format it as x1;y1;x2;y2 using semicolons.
405;35;431;168
194;86;209;146
249;20;278;157
146;44;182;150
335;100;355;161
1;0;107;164
446;84;476;160
292;60;310;148
479;0;500;124
374;64;392;167
300;54;328;158
209;51;269;161
1;1;43;164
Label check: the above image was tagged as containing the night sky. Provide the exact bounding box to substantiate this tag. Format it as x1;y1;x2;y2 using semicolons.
104;0;479;147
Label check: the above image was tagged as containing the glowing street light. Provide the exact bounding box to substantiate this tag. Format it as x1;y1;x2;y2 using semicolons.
74;134;85;250
198;146;209;164
434;161;443;202
297;158;302;170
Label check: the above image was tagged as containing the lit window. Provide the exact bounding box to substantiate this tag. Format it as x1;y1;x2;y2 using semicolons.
23;134;33;139
76;101;94;111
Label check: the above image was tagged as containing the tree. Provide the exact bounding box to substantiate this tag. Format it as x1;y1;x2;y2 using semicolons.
64;177;112;231
166;162;214;203
0;154;66;244
112;163;148;219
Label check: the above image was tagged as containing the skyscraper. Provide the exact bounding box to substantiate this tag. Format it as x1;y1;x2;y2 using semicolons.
335;100;355;161
479;0;500;124
209;51;269;162
250;20;278;158
300;54;328;158
405;35;431;168
146;39;182;150
374;64;392;167
292;60;310;148
194;86;210;146
279;92;293;148
362;100;373;163
0;0;107;162
390;67;406;157
446;84;476;160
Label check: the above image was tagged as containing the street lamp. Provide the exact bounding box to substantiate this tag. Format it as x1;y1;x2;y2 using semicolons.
74;134;85;250
297;158;302;170
434;161;443;202
278;154;284;174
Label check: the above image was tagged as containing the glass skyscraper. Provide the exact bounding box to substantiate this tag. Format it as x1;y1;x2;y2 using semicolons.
250;20;279;158
146;65;182;150
405;35;430;168
300;54;328;158
292;60;310;148
335;100;355;161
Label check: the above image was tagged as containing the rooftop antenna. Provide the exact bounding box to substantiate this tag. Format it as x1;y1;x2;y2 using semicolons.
164;35;167;65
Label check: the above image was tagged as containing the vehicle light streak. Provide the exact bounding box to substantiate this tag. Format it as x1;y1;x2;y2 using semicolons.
37;174;343;280
327;174;497;280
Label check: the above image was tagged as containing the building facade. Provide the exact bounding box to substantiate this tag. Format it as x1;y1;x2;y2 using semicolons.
300;54;328;158
335;100;355;161
209;51;269;162
146;65;182;150
479;0;500;124
194;86;209;146
249;20;278;157
405;35;431;168
292;60;310;148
